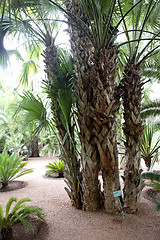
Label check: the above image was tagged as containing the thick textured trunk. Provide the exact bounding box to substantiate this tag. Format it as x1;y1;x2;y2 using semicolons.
65;0;101;211
91;49;121;213
65;0;121;213
31;137;39;157
121;60;144;213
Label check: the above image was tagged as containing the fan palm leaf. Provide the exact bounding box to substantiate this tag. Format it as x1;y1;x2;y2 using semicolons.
15;91;50;136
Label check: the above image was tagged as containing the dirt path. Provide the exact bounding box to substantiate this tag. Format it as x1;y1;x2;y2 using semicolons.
0;157;160;240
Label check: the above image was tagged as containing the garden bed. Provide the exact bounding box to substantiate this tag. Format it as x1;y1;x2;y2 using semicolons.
0;157;159;240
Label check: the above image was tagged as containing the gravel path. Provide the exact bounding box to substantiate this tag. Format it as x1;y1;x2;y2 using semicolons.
0;157;160;240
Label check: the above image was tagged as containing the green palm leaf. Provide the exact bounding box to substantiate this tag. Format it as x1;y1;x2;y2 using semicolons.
15;91;50;136
5;197;17;217
141;171;160;182
19;59;39;86
141;100;160;119
58;89;72;127
0;205;4;221
0;196;45;235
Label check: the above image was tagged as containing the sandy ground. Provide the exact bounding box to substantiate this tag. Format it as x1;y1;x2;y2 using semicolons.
0;157;160;240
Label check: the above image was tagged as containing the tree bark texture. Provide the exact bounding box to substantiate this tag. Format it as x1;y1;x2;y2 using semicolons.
121;60;144;213
31;137;39;157
65;0;101;211
91;49;121;213
65;0;121;213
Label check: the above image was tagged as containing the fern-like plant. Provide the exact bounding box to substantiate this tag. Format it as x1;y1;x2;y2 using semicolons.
0;197;45;240
46;160;65;178
141;171;160;211
0;150;33;189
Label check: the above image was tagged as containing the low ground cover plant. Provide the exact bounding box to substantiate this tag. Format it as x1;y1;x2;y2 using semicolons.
141;171;160;211
46;160;65;178
0;150;33;189
0;197;45;240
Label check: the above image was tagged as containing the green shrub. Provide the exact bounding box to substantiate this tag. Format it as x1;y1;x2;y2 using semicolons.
0;197;45;240
0;151;33;189
141;171;160;211
46;160;65;178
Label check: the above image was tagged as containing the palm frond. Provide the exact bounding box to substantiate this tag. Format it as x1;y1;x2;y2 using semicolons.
141;100;160;119
18;59;39;86
16;91;49;135
141;171;160;182
5;197;17;216
0;196;45;233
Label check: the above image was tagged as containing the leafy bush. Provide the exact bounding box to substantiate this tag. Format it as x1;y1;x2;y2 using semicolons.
141;171;160;211
0;197;45;240
141;124;160;170
0;151;33;189
46;160;65;178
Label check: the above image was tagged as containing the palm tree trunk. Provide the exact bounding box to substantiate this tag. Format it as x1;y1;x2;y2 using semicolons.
65;0;121;213
120;60;144;213
31;136;39;157
43;40;82;209
58;125;82;209
91;49;121;213
65;0;101;211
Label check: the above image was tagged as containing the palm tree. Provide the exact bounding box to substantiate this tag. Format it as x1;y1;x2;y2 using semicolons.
42;49;83;209
16;87;82;209
141;99;160;170
1;0;160;214
60;0;122;213
49;0;159;213
0;2;82;208
118;0;160;212
141;124;160;170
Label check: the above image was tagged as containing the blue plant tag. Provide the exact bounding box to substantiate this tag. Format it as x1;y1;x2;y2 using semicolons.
113;190;122;198
113;190;125;219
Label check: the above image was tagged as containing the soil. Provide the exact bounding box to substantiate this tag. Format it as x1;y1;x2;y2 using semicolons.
0;157;160;240
0;181;28;192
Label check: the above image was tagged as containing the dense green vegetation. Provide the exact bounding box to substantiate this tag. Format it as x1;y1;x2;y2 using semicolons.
0;0;160;217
